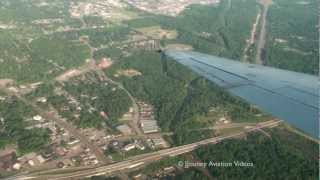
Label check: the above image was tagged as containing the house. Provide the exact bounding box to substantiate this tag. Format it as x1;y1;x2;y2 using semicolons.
124;144;136;151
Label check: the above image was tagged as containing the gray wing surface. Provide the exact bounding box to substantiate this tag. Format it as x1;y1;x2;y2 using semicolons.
165;50;319;138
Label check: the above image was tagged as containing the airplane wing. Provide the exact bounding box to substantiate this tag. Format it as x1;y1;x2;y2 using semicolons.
164;50;319;138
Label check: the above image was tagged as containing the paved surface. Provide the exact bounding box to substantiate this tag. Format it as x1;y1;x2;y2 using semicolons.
2;89;110;164
5;120;281;180
255;0;272;64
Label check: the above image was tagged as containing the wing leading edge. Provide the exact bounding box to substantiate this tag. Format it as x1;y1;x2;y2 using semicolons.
165;50;319;138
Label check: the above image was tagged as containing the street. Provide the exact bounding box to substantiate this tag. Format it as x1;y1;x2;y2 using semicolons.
5;120;281;180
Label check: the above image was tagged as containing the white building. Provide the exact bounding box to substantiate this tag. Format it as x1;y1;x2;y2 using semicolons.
140;120;159;134
124;144;136;151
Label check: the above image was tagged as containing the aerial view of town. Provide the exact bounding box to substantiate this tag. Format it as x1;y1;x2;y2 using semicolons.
0;0;318;179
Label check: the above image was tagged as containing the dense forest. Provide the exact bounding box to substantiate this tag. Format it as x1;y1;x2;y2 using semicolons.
139;128;319;180
62;73;132;128
193;128;318;179
126;0;259;60
0;0;67;23
51;25;132;47
0;31;90;83
0;0;261;83
106;51;269;145
0;95;49;154
265;0;318;74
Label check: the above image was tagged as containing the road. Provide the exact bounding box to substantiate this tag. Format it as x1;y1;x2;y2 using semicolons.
94;68;143;137
255;0;272;64
1;88;110;164
2;30;145;165
106;132;174;143
5;120;281;180
243;11;261;62
186;122;261;132
56;31;143;138
77;28;143;138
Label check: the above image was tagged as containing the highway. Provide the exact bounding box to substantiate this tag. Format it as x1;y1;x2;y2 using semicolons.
5;120;281;180
187;122;259;132
255;0;272;64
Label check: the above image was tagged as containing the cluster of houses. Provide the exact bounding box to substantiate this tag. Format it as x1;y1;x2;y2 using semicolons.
0;115;102;172
0;87;171;173
123;140;146;152
127;0;220;16
107;139;145;154
132;166;177;180
69;0;128;20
